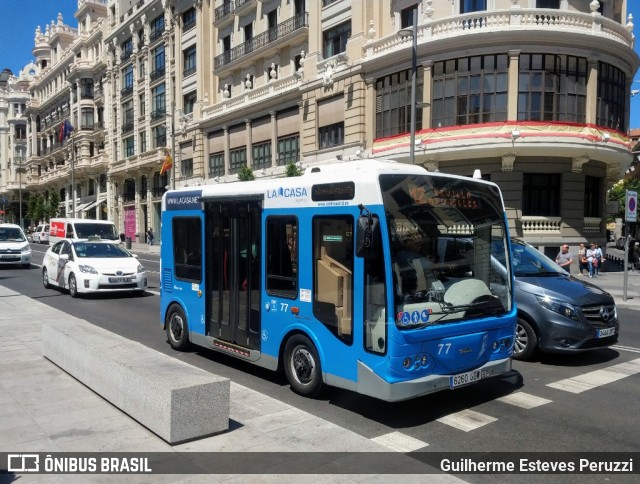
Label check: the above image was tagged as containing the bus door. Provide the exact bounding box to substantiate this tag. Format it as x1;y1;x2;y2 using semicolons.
205;199;262;350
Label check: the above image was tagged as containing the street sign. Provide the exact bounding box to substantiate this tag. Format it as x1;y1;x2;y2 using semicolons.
626;190;637;222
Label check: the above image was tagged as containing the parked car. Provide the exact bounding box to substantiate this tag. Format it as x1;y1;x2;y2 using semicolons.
32;224;50;244
42;239;147;297
0;223;32;268
493;238;619;360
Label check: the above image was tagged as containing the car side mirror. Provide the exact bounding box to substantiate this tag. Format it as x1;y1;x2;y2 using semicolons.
60;254;69;261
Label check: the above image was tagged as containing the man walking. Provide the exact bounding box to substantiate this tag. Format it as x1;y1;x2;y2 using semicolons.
555;244;573;274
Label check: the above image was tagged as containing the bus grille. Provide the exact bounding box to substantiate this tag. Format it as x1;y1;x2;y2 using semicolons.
163;268;173;293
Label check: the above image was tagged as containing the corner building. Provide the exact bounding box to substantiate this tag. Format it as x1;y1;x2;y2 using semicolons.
22;0;640;251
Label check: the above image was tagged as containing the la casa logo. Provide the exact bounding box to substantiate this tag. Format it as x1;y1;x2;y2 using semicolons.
267;186;308;199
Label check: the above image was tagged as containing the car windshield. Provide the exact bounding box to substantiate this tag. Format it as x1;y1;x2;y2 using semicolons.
494;239;564;277
74;223;119;241
0;228;26;242
73;242;132;258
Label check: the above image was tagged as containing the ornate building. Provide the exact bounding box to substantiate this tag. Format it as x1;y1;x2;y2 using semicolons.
15;0;640;252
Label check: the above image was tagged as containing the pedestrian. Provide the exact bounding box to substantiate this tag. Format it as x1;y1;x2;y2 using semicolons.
577;243;588;276
593;243;604;276
634;242;640;271
586;243;598;278
147;227;154;247
555;243;573;274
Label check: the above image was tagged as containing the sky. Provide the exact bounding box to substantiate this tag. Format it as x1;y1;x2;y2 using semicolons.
1;1;640;129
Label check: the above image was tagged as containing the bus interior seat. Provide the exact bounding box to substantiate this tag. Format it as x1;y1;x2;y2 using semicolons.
316;247;352;336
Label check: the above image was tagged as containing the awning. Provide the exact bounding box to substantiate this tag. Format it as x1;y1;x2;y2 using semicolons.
82;194;107;212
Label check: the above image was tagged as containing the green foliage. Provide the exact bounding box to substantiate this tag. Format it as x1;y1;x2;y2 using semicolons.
284;162;302;177
46;191;61;220
237;166;255;181
26;194;46;224
607;178;640;219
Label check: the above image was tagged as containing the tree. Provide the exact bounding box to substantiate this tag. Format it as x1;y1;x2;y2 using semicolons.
26;194;45;224
237;166;255;181
607;178;640;238
284;162;302;177
46;191;61;221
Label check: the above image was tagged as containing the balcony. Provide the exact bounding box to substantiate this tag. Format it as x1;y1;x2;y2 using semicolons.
121;49;133;62
183;65;196;77
150;109;166;121
149;26;165;43
152;186;167;197
214;12;309;70
122;122;134;134
183;18;196;32
214;1;234;25
121;86;134;98
521;216;561;235
150;66;165;82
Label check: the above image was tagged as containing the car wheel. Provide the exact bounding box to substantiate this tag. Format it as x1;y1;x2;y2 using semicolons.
43;268;50;289
68;273;79;298
22;263;30;269
513;317;538;361
284;334;324;397
166;305;190;351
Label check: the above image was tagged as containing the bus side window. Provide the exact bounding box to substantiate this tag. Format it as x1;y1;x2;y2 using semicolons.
173;217;202;282
266;216;297;298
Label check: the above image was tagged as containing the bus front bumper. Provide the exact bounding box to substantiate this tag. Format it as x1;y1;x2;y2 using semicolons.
355;358;513;402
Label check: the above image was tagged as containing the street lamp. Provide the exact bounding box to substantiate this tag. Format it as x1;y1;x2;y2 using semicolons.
398;6;418;164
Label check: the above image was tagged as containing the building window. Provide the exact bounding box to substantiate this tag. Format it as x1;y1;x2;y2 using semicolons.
150;14;165;41
153;125;166;148
181;158;193;177
597;62;626;131
376;69;424;137
124;136;135;157
80;79;93;99
152;83;166;116
518;54;587;123
523;173;561;217
536;0;560;7
460;0;486;14
123;99;134;126
323;21;350;58
138;58;146;77
139;131;147;153
252;141;272;169
152;44;165;74
139;94;146;116
183;46;196;77
121;38;133;59
432;55;508;129
183;7;196;31
183;91;197;115
584;176;601;218
229;147;246;174
400;5;417;29
209;152;224;177
80;108;94;129
319;122;344;149
122;64;134;89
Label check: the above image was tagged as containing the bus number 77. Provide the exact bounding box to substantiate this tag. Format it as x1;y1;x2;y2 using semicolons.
438;343;451;355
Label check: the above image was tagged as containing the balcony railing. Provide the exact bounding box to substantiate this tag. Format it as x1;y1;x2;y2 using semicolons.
121;86;134;97
151;109;166;120
122;122;134;134
122;192;136;202
521;216;561;235
150;66;165;81
121;49;133;61
149;26;165;42
152;186;167;197
214;12;308;69
183;18;196;32
214;1;233;22
183;65;196;77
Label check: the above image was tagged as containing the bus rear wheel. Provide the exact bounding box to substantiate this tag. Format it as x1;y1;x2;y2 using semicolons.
284;334;324;397
166;305;190;351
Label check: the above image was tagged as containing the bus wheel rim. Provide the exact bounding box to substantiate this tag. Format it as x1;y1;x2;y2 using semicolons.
292;346;315;385
171;314;183;341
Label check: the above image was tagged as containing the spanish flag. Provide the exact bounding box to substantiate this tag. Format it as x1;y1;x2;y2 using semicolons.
160;149;172;175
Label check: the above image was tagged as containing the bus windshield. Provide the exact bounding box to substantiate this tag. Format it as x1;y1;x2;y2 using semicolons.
380;174;512;327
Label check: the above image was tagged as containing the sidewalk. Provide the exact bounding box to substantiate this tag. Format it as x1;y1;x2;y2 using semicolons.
0;284;458;481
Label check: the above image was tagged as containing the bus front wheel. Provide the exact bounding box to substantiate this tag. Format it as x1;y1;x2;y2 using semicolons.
284;334;324;397
166;305;190;351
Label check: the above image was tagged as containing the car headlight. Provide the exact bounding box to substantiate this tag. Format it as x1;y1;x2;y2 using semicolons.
535;295;580;321
78;264;98;274
137;264;145;274
20;243;31;252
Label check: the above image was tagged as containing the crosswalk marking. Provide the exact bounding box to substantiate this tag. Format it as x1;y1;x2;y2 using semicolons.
371;431;429;452
496;391;552;409
547;358;640;394
436;409;497;432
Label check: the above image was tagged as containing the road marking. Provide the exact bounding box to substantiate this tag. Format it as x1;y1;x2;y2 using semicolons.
611;345;640;354
496;392;552;409
371;431;428;452
547;358;640;394
436;409;497;432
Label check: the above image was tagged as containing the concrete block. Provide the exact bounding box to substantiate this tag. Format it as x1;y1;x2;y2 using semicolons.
42;319;229;444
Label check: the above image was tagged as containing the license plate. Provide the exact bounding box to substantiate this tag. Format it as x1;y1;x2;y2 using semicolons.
108;277;131;283
597;327;616;338
450;369;482;388
1;254;17;259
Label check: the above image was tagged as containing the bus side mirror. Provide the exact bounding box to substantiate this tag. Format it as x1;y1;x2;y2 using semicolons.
356;214;380;259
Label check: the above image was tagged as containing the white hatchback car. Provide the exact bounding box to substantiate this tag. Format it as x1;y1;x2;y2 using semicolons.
0;223;32;268
42;239;147;297
32;224;50;244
